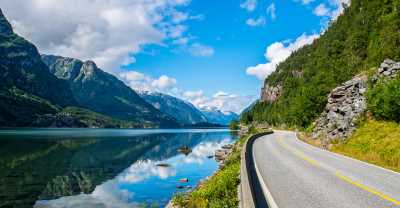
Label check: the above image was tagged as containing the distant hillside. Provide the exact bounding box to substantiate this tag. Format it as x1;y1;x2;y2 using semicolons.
139;91;207;125
42;55;179;128
0;9;77;126
242;0;400;127
201;108;238;126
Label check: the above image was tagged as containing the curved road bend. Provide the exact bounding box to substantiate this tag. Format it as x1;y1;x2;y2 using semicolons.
252;130;400;208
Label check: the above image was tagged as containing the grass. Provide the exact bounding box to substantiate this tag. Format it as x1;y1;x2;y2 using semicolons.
172;134;251;208
331;119;400;173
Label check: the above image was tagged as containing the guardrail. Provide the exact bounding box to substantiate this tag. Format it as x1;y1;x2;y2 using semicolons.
240;131;274;208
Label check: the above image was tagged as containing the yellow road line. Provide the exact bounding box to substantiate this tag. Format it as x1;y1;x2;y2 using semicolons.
277;137;321;167
277;137;400;206
335;172;400;206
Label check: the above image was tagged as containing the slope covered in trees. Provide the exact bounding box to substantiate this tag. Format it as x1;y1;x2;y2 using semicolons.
242;0;400;128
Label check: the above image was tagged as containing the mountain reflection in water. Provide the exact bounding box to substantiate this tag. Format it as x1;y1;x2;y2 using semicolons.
0;129;237;208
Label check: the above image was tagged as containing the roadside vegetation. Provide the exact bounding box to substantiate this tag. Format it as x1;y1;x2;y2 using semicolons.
332;75;400;173
332;119;400;173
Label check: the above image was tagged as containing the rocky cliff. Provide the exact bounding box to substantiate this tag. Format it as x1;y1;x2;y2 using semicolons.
260;84;282;103
313;59;400;146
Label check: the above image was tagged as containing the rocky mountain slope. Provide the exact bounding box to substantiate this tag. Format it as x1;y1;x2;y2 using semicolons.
313;59;400;146
0;9;77;126
41;55;178;128
200;108;238;126
242;0;400;128
139;91;207;125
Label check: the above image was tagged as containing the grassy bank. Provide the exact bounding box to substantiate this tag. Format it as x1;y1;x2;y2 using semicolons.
331;119;400;173
172;133;250;207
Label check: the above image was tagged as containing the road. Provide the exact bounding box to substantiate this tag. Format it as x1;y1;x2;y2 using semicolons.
252;130;400;208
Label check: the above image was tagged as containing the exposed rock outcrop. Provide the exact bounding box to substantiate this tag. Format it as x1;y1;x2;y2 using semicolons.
373;59;400;81
312;76;367;145
260;84;282;103
313;59;400;146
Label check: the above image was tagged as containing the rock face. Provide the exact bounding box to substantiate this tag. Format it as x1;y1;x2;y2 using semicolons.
313;59;400;145
312;76;367;144
373;59;400;81
260;84;282;103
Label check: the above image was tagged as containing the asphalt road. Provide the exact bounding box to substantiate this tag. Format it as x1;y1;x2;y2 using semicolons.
252;130;400;208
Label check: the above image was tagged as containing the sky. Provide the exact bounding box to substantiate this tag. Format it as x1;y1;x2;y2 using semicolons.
0;0;349;113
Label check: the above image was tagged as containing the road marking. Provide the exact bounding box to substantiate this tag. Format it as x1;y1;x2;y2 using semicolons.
335;172;400;206
277;137;321;168
253;146;279;208
276;136;400;206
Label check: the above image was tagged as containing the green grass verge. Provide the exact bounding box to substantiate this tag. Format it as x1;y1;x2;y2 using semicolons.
172;134;250;208
332;119;400;173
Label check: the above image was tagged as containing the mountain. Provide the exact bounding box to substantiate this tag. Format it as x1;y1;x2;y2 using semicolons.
200;108;238;126
139;91;208;125
0;9;77;126
41;55;179;128
242;0;400;128
240;100;258;116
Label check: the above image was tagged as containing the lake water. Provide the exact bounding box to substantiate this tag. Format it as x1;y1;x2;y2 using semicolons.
0;128;238;208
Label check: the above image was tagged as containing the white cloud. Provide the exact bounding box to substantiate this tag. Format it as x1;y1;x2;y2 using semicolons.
171;11;189;24
246;16;266;27
119;71;177;93
310;0;350;20
313;3;331;17
246;33;319;80
266;3;277;20
301;0;315;4
240;0;257;12
187;43;215;57
329;0;351;20
182;90;254;114
0;0;192;72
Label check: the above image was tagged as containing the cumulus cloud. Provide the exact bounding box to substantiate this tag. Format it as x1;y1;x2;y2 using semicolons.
246;17;266;27
0;0;195;72
119;71;177;93
240;0;257;12
187;43;215;57
246;33;319;80
182;90;255;113
310;0;350;20
266;3;277;20
314;4;330;16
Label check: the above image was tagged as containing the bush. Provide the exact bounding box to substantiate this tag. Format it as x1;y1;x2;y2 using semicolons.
229;120;240;130
367;77;400;122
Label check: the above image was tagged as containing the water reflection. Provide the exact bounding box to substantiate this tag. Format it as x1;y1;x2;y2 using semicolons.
0;129;237;208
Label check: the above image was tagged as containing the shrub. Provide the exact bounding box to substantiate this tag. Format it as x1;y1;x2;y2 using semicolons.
367;77;400;122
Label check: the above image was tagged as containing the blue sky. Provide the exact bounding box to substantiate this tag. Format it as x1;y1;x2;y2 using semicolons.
1;0;348;113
